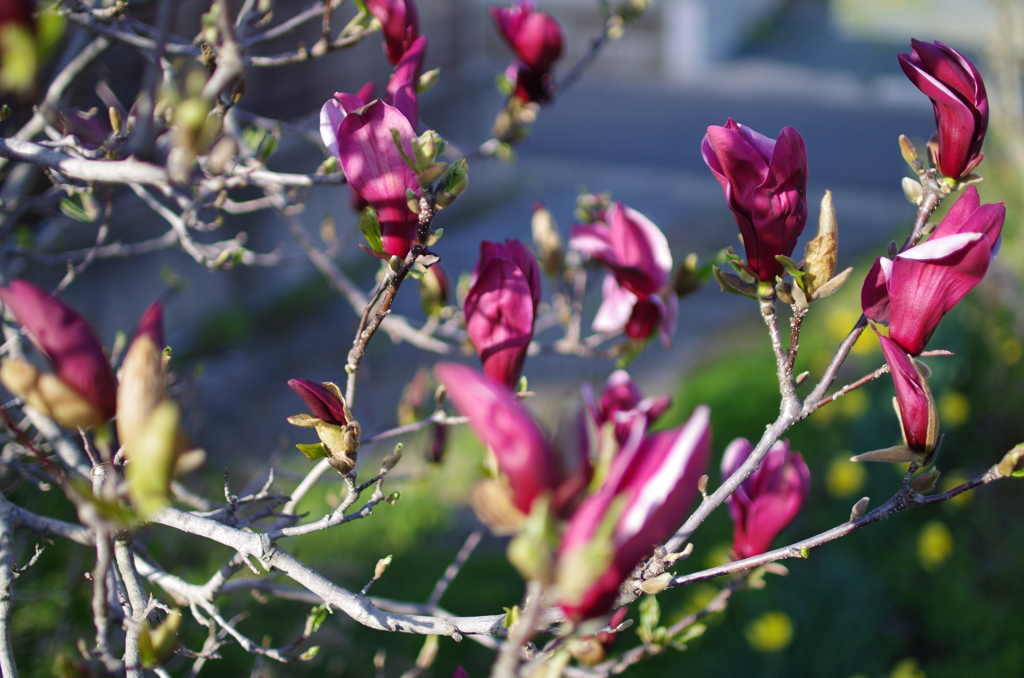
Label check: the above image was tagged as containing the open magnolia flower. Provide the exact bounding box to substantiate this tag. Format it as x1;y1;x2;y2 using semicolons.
570;201;677;346
861;186;1004;355
0;279;116;428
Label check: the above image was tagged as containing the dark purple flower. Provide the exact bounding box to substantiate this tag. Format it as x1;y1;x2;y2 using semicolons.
721;438;809;559
861;186;1003;355
702;119;808;282
899;39;988;180
582;369;670;445
288;378;347;426
491;1;564;104
366;0;420;65
464;240;541;389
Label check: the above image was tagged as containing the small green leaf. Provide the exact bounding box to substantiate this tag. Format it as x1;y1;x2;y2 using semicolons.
638;593;660;640
299;646;320;661
503;605;521;628
306;604;330;635
358;205;383;252
296;442;330;461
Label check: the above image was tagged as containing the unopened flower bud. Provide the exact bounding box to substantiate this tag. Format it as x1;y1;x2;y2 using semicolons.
108;107;122;135
911;468;940;494
531;202;563;276
902;177;924;206
899;134;920;167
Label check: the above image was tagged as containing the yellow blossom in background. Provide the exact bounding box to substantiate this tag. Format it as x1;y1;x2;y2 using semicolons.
1001;337;1022;365
744;610;793;652
938;390;970;429
837;388;870;420
680;584;720;617
825;308;880;357
917;520;953;571
826;453;867;498
939;471;973;509
890;657;926;678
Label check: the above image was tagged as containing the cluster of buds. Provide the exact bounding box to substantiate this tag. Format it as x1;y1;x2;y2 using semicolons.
435;362;711;623
491;1;564;105
0;281;193;516
287;379;360;475
464;239;541;389
569;201;678;346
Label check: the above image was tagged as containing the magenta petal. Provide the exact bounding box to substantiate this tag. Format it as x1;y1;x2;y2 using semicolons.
568;223;614;260
860;257;893;325
336;100;419;225
435;362;557;513
605;202;672;296
366;0;419;65
591;274;636;334
288;378;347;425
479;239;541;310
0;280;117;421
878;334;932;452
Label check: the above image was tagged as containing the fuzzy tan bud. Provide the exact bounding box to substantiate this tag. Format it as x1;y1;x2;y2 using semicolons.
801;190;838;298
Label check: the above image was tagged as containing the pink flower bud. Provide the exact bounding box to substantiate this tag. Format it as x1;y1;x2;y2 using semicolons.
133;301;164;349
702;119;808;282
464;239;540;389
861;186;1003;355
570;202;677;345
366;0;420;66
899;40;988;180
0;279;116;424
491;1;564;73
288;378;347;426
435;362;559;514
721;438;809;560
557;406;711;621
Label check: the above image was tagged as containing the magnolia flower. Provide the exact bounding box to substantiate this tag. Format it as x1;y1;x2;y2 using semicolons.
702;119;808;282
877;334;938;456
491;1;564;103
435;362;561;515
570;201;677;345
0;279;116;428
861;186;1004;355
464;239;541;389
366;0;420;65
721;438;809;559
556;405;711;621
899;39;988;180
320;95;420;259
582;369;670;445
287;379;359;474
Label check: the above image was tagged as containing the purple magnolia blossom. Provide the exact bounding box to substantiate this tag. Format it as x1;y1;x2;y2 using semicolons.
491;1;564;104
288;379;347;426
435;362;559;514
877;334;938;455
0;279;117;424
133;301;164;349
861;186;1004;355
464;240;541;389
557;405;711;621
365;0;420;65
570;202;677;346
721;438;809;560
320;95;420;259
899;39;988;180
582;369;671;445
702;119;808;282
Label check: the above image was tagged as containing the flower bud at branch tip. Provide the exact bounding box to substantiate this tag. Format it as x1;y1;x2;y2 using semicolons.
850;497;870;521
